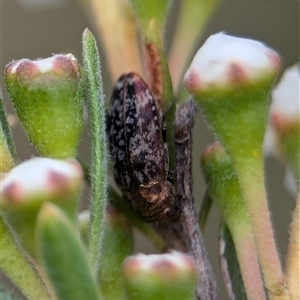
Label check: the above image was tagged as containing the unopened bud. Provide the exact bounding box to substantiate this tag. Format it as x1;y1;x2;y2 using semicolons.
5;54;83;158
123;251;196;300
184;32;279;93
0;157;83;256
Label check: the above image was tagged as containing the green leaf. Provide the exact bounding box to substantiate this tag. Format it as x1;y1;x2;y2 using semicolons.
0;217;51;300
219;222;247;300
36;203;101;300
82;28;108;274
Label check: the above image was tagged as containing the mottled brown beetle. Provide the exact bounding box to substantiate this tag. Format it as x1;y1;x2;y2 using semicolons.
107;72;177;222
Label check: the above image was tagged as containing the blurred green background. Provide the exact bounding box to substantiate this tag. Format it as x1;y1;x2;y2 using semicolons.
0;0;299;299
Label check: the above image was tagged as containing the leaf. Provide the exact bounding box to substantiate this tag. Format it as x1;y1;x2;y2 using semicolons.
82;28;108;273
36;203;101;300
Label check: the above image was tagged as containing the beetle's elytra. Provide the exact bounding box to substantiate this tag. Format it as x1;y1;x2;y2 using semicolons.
107;73;177;222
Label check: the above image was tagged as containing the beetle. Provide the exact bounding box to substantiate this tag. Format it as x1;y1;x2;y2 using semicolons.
107;72;177;222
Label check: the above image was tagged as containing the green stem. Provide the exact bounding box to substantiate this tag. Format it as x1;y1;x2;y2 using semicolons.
193;81;289;299
201;141;266;299
237;159;287;300
285;194;299;299
227;217;266;300
82;28;108;273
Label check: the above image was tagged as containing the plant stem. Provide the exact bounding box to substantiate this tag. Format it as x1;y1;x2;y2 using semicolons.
0;91;18;166
229;219;266;300
237;161;289;300
190;79;289;298
174;98;219;300
285;193;299;299
219;223;247;300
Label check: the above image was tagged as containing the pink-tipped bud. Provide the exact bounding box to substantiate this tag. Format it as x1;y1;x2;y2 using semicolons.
5;54;83;158
184;32;279;93
6;54;80;86
0;157;83;256
1;157;82;206
123;251;196;300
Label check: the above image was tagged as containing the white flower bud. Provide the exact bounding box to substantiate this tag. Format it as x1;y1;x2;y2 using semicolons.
184;32;279;92
1;157;82;204
123;251;195;277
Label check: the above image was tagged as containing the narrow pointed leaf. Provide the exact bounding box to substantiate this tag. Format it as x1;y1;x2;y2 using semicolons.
0;217;51;300
219;222;247;300
36;203;101;300
82;28;108;273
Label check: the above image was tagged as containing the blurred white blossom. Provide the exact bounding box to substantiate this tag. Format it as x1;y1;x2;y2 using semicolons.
264;63;300;196
264;63;299;156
